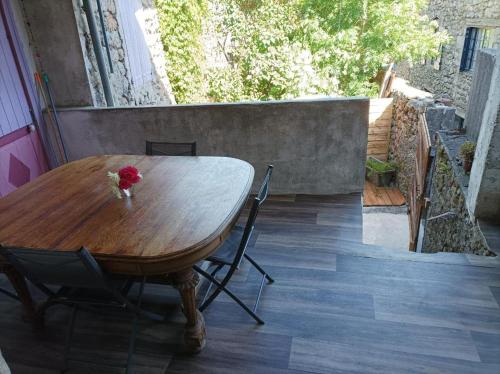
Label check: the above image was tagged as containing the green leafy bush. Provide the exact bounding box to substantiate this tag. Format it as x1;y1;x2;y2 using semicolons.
459;141;476;161
366;157;398;173
156;0;449;103
155;0;207;103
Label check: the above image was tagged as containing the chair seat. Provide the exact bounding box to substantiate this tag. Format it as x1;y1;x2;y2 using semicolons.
207;225;245;265
54;278;133;304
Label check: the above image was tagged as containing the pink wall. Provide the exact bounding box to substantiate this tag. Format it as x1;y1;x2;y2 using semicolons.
0;127;48;197
0;0;49;197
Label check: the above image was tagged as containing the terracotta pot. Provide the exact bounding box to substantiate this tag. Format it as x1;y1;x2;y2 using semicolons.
463;158;473;173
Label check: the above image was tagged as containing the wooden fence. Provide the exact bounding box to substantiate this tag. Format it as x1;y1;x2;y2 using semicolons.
367;98;393;161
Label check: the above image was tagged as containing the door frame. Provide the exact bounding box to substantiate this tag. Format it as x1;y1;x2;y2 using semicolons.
0;0;51;168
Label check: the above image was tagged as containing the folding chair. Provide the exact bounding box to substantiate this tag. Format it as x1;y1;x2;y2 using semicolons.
0;246;163;373
194;165;274;324
146;141;197;156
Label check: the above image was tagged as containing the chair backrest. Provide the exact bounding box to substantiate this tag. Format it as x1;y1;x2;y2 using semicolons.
231;165;273;268
0;246;109;290
146;141;197;156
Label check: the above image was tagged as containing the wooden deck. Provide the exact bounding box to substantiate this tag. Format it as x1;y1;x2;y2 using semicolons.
1;194;500;373
363;180;406;206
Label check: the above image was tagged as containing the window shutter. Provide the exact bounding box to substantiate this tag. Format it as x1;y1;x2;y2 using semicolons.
460;27;480;71
117;0;153;88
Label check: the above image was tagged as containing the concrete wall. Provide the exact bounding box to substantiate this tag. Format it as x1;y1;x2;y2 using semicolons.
22;0;94;107
53;98;369;194
396;0;500;117
465;49;497;142
468;48;500;221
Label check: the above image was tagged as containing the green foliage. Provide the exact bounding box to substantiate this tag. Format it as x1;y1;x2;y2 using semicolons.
366;157;397;174
296;0;449;96
155;0;207;103
436;146;451;174
156;0;449;103
206;0;334;101
459;141;476;160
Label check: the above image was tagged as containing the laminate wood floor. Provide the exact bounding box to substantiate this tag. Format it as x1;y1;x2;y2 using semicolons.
1;194;499;373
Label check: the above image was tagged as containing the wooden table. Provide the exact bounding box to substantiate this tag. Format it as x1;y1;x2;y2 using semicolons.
0;155;254;352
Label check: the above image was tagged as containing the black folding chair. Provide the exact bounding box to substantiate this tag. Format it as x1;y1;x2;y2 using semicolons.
0;246;163;373
146;141;197;156
194;165;274;324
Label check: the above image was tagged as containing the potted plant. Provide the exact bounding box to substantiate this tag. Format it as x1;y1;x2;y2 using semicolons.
365;157;397;187
459;141;476;173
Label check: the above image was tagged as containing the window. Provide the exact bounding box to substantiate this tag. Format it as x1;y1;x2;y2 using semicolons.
460;27;493;71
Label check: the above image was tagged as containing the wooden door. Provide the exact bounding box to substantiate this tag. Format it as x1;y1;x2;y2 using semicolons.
0;1;48;197
408;115;432;251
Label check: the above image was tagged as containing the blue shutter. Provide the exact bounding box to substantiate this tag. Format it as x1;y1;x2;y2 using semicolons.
460;27;479;71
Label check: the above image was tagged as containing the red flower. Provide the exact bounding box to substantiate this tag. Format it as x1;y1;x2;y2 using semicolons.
119;166;141;184
119;179;132;190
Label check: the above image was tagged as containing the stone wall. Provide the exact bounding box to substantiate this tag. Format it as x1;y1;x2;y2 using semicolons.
388;79;455;199
396;0;500;117
73;0;174;107
52;98;369;195
423;135;492;255
389;93;423;199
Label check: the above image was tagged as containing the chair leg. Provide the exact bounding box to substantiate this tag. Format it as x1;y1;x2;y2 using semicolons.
125;277;146;374
200;263;224;307
121;279;135;296
62;305;78;373
244;253;274;283
253;274;267;313
194;266;264;324
196;268;228;313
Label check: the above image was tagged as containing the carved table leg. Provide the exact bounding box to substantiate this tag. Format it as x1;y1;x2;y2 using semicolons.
172;268;206;353
3;265;36;322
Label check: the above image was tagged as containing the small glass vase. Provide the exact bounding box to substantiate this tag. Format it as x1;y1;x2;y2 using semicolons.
122;187;133;198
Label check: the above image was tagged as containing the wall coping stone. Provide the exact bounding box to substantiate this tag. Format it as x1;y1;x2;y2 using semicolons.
391;77;433;99
437;131;470;197
55;96;369;112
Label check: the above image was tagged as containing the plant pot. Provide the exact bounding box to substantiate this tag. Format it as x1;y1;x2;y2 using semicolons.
366;169;396;187
463;158;473;173
366;157;396;187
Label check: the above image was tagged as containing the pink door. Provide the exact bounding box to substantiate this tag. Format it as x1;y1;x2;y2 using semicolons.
0;1;48;197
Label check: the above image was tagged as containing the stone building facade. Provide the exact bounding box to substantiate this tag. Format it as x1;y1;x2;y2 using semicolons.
390;48;500;256
72;0;175;107
397;0;500;118
388;81;493;255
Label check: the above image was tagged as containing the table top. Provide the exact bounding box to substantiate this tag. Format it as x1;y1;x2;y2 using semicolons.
0;155;254;274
